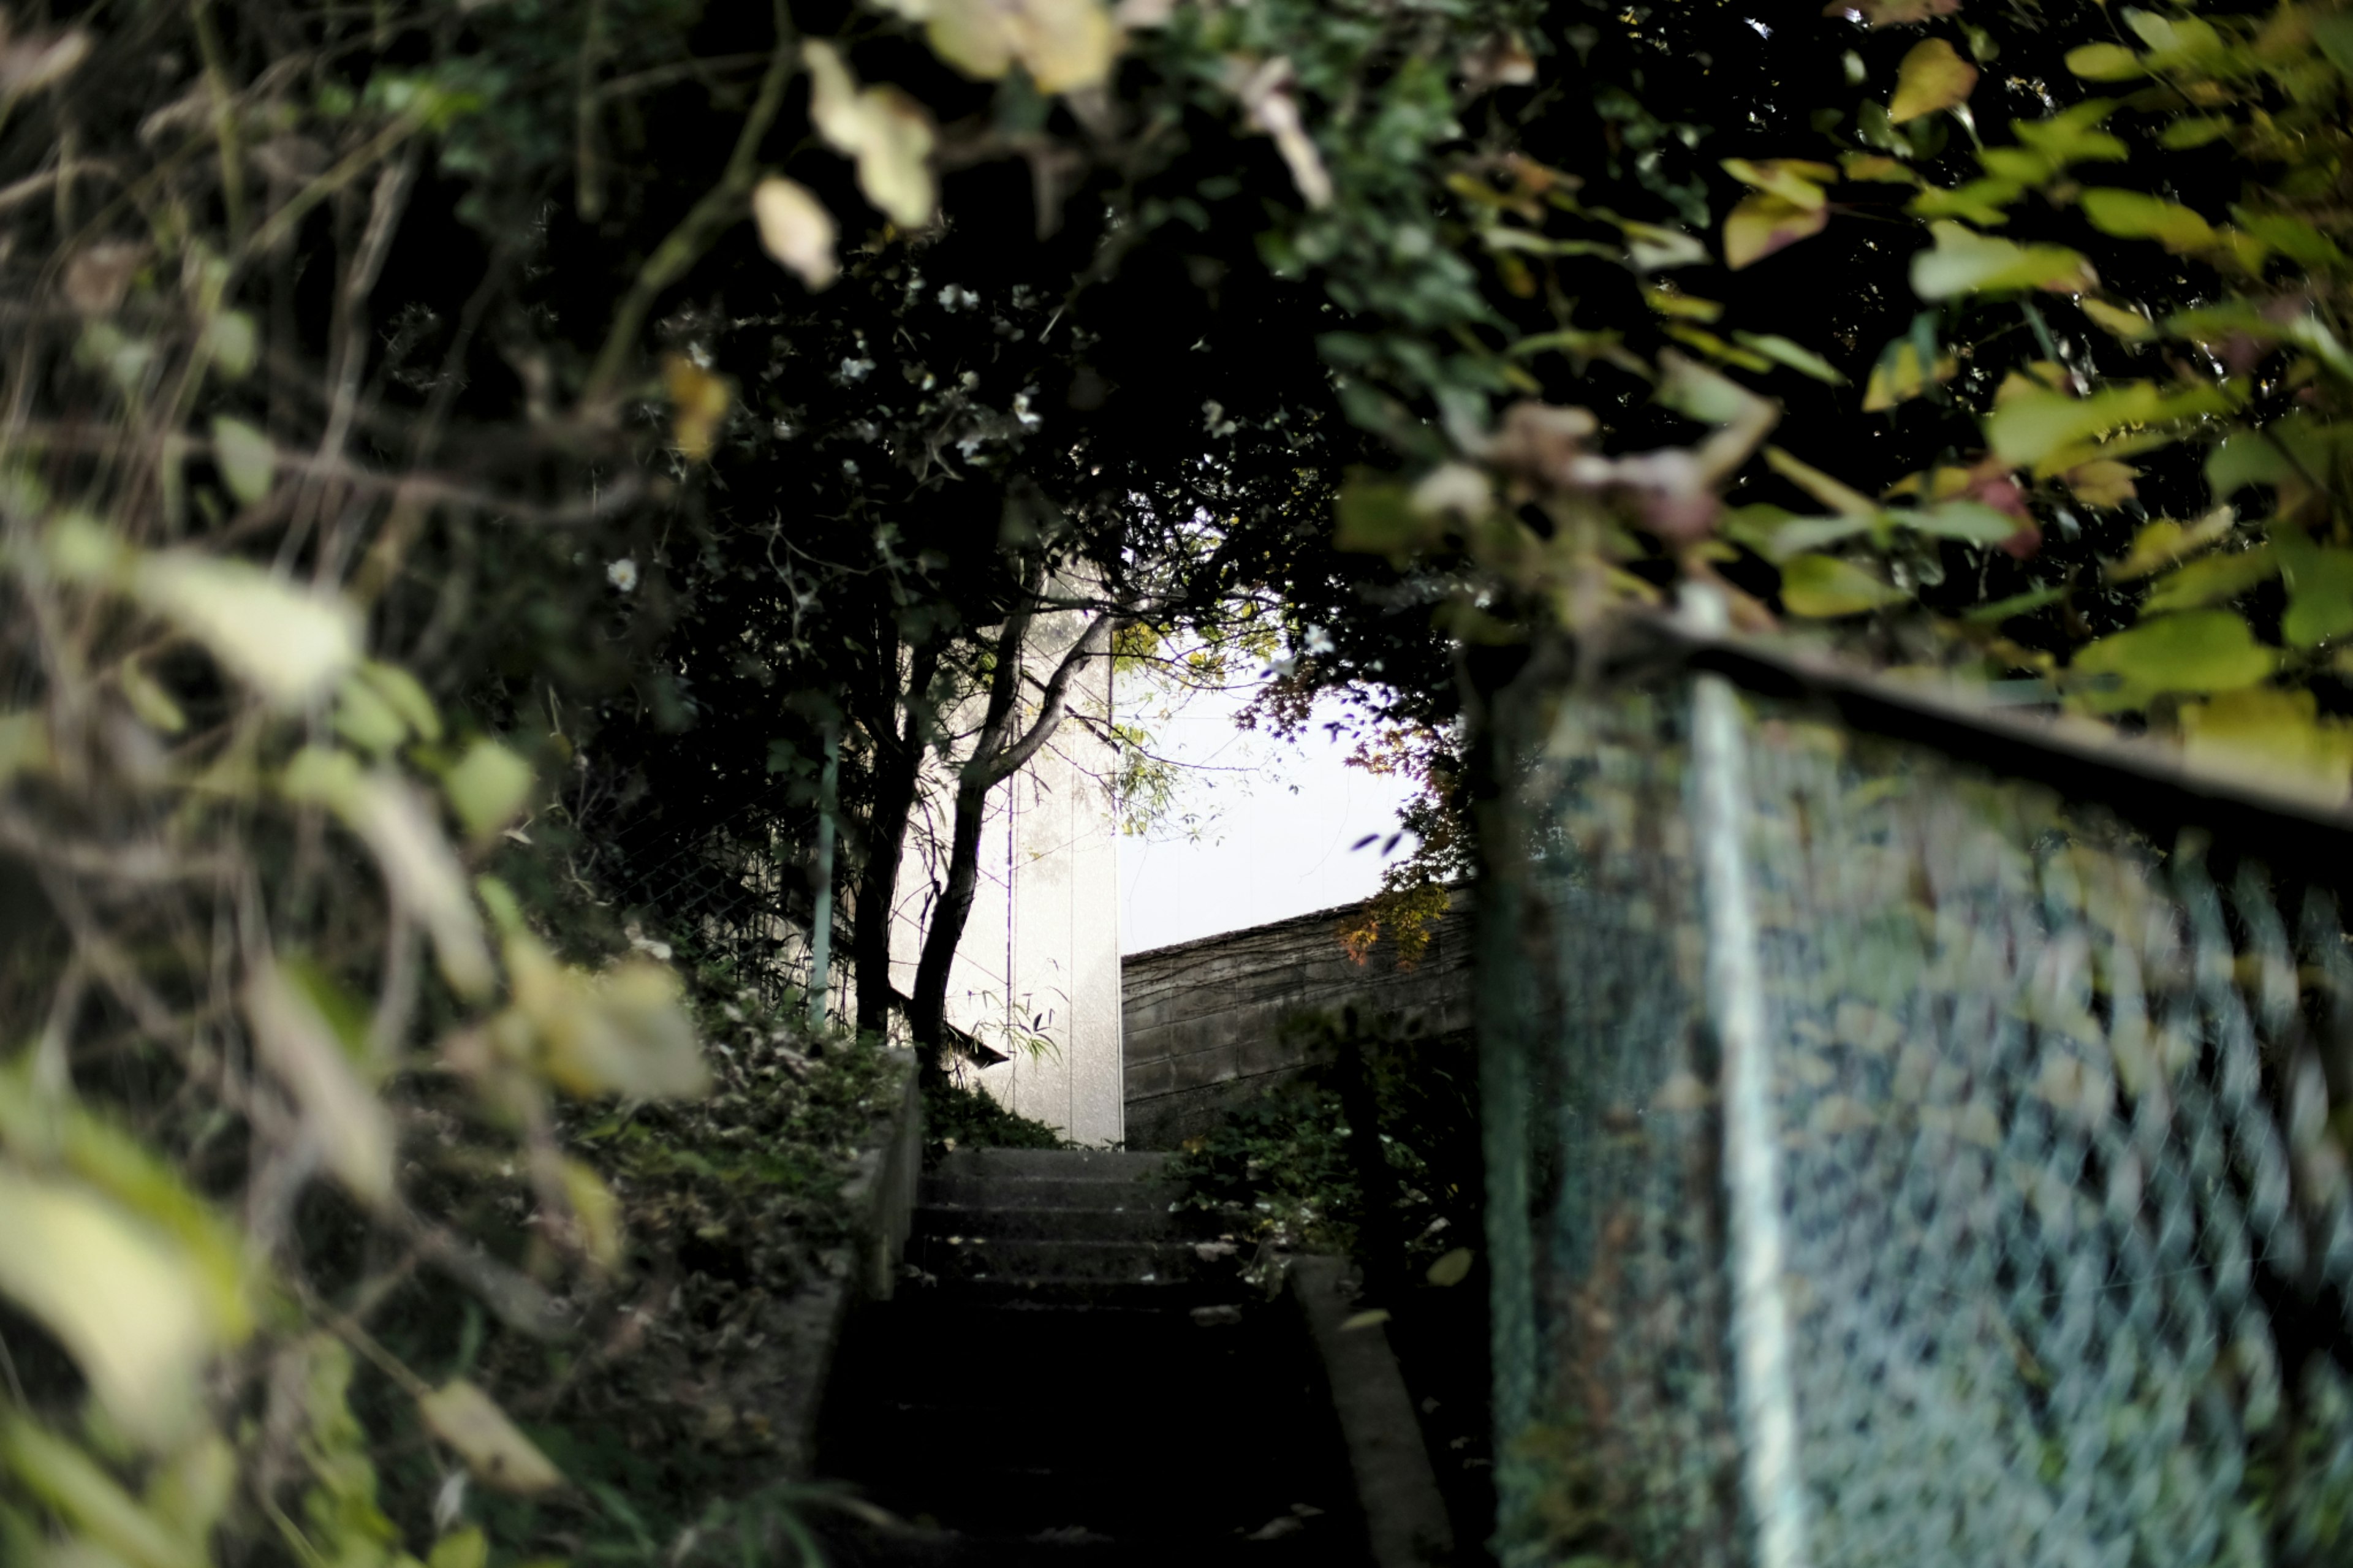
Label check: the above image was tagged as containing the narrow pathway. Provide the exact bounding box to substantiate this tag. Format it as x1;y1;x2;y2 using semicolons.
819;1149;1363;1564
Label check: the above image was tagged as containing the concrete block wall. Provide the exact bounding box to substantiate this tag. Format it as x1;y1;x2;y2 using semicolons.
1120;890;1474;1149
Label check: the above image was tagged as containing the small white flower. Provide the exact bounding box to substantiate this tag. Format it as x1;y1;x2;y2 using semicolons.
606;558;639;592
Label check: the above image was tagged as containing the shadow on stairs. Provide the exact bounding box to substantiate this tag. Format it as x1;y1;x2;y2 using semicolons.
813;1148;1367;1565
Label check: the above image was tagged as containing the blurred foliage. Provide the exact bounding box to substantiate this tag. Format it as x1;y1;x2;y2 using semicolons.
9;0;2349;1560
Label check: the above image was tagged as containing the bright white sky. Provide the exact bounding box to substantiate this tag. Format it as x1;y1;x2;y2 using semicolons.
1115;676;1423;955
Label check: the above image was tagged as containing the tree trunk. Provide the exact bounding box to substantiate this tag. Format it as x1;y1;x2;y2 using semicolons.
906;569;1116;1070
850;633;938;1036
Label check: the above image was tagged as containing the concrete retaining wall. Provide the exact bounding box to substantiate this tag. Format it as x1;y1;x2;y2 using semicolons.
1120;892;1473;1149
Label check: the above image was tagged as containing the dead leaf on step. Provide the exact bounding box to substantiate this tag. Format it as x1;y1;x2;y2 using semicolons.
1339;1308;1391;1331
1193;1240;1237;1260
1245;1517;1303;1540
1189;1303;1243;1327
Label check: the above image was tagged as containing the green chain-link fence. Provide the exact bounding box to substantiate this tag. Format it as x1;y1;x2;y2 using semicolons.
1482;615;2353;1568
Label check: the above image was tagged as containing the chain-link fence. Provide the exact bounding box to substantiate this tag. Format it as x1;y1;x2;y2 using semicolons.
1482;624;2353;1568
608;827;843;1017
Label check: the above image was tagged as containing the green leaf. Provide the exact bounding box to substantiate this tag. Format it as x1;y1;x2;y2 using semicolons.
209;416;273;506
1910;221;2091;299
1333;480;1436;557
443;738;534;841
1908;178;2025;227
2159;117;2232;150
1985;382;2226;468
2231;210;2348;270
417;1381;563;1496
2064;42;2143;81
2306;12;2353;78
2207;417;2351;500
1906;499;2025;546
1719;158;1836;209
1889;38;1979;123
2068;610;2273;711
0;1418;204;1568
1425;1247;1475;1286
1732;332;1846;384
2276;528;2353;648
1779;554;1907;617
202;311;257;379
2011;100;2128;167
2078;188;2215;252
1963;583;2067;623
2142;546;2277;614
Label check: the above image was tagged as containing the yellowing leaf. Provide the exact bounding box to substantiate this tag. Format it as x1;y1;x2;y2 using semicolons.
804;41;937;229
751;176;838;291
1338;1308;1392;1331
2105;507;2237;581
1910;221;2093;298
2064;458;2139;507
2182;687;2353;807
2081;297;2154;341
2069;610;2273;713
1863;338;1957;410
208;416;274;506
245;964;396;1207
1425;1247;1475;1286
2078;187;2216;252
444;739;534;842
134;554;361;710
1889;38;1978;123
1721;157;1836;209
506;934;711;1100
2142;546;2276;614
1984;381;2212;467
896;0;1121;93
663;355;732;462
418;1381;563;1496
559;1159;624;1270
0;1175;230;1447
1722;191;1830;270
1780;554;1908;617
428;1528;491;1568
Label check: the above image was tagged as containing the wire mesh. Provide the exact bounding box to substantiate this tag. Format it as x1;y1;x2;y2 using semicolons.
1484;668;2353;1568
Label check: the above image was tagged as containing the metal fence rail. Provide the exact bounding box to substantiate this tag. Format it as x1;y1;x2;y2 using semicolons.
1482;624;2353;1568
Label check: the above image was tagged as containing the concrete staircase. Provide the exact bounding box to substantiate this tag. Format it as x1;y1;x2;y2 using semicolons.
817;1148;1363;1564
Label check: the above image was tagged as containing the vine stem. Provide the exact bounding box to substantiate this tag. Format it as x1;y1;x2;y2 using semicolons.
578;0;799;412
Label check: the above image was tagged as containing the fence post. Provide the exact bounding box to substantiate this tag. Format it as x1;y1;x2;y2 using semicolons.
809;721;839;1028
1683;585;1809;1568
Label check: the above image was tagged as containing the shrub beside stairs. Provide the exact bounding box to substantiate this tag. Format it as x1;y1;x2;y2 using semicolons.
817;1148;1381;1564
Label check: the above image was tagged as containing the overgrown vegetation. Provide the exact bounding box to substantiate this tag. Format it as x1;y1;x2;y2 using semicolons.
1167;1009;1491;1546
6;0;2351;1562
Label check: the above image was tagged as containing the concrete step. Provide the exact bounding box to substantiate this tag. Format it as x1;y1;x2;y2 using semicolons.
932;1149;1170;1182
911;1236;1208;1286
920;1174;1183;1211
913;1203;1207;1243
